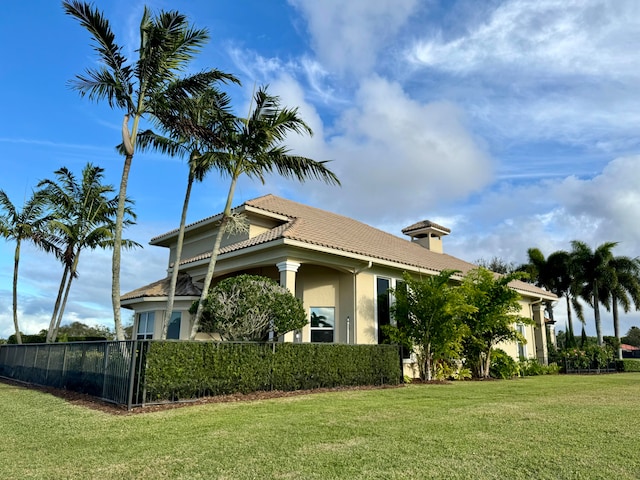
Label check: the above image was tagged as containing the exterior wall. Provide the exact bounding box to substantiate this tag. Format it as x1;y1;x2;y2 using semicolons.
128;299;197;340
355;272;376;344
297;265;340;343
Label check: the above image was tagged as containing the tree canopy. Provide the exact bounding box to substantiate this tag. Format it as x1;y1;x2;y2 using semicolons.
193;275;307;341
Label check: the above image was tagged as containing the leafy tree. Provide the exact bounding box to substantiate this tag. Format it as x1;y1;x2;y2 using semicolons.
136;87;237;339
38;164;139;343
64;1;234;339
461;268;529;378
0;189;60;344
49;321;113;340
476;256;518;274
570;241;617;346
189;86;340;339
599;255;640;359
622;326;640;347
193;275;307;341
384;271;473;381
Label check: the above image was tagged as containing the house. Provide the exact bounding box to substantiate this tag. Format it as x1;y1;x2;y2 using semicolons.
122;194;557;371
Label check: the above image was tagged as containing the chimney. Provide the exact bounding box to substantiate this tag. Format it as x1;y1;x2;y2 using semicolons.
402;220;450;254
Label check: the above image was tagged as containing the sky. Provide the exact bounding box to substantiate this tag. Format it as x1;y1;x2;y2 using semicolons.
1;0;639;339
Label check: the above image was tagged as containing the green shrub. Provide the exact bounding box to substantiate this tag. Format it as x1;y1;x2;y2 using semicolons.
489;349;519;379
143;341;401;402
616;359;640;372
518;358;560;376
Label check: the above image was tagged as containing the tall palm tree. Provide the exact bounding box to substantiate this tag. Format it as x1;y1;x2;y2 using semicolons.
137;88;236;339
0;190;60;343
38;164;138;343
189;86;341;339
570;240;617;346
64;1;235;339
599;255;640;359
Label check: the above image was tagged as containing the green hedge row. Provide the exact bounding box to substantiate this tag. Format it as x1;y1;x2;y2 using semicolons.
616;359;640;372
144;342;401;402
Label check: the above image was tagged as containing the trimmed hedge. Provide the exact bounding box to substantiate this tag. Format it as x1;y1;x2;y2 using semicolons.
616;359;640;372
144;342;401;402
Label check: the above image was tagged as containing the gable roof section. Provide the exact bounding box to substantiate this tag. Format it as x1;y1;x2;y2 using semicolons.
170;194;554;299
121;272;202;302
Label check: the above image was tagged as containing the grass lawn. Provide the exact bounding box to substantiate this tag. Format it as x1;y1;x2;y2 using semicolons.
2;374;640;479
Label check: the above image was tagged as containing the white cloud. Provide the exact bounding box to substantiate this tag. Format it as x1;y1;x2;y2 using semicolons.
289;0;419;75
405;0;640;152
408;0;640;79
319;76;493;223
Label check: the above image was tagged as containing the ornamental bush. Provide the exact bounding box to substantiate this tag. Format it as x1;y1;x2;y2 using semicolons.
193;275;307;341
489;348;519;379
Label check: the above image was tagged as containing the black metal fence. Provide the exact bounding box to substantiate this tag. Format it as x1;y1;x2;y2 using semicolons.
561;358;618;374
0;340;149;409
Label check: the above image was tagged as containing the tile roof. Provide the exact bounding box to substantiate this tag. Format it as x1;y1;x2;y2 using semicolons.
174;194;555;299
121;272;202;302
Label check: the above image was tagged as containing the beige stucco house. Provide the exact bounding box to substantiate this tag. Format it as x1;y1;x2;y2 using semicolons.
122;194;557;372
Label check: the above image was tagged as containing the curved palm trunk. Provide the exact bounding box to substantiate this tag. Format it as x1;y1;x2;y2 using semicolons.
111;154;131;340
593;284;603;346
50;252;81;343
612;293;622;359
190;175;238;340
12;239;22;344
46;265;70;343
161;170;195;339
113;114;140;341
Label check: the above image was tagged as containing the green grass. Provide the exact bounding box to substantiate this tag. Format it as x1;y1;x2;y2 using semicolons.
2;375;640;479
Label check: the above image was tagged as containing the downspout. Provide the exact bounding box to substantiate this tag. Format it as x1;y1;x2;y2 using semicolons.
351;261;372;345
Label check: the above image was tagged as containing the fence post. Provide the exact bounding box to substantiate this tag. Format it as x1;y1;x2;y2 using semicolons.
101;342;110;400
126;340;139;411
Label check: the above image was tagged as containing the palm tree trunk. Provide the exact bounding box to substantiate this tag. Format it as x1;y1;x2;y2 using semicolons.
161;170;195;339
566;296;575;348
111;154;131;341
113;114;140;341
190;175;239;340
51;252;81;343
593;284;603;346
612;293;622;359
46;265;70;343
12;239;22;344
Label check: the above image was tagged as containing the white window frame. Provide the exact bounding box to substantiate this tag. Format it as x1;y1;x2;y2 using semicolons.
310;307;335;343
137;311;155;340
517;323;527;359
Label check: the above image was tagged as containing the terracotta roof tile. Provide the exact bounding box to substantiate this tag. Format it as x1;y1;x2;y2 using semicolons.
121;272;201;301
174;194;555;299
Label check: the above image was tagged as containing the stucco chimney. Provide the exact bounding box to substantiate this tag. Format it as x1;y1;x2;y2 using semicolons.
402;220;450;254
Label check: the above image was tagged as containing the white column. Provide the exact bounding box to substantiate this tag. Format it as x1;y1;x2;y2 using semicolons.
532;303;548;365
276;261;301;342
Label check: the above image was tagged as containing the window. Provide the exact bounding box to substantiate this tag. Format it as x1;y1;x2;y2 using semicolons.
167;311;181;340
137;311;155;340
517;324;527;359
310;307;334;342
376;278;391;345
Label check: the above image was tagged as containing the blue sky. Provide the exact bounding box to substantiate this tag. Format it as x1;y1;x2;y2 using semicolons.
1;0;640;339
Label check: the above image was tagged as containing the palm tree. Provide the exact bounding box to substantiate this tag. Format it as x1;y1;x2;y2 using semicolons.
599;255;640;359
64;1;236;339
523;248;578;346
0;190;60;343
38;164;138;343
189;86;341;339
570;240;617;346
137;88;236;339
